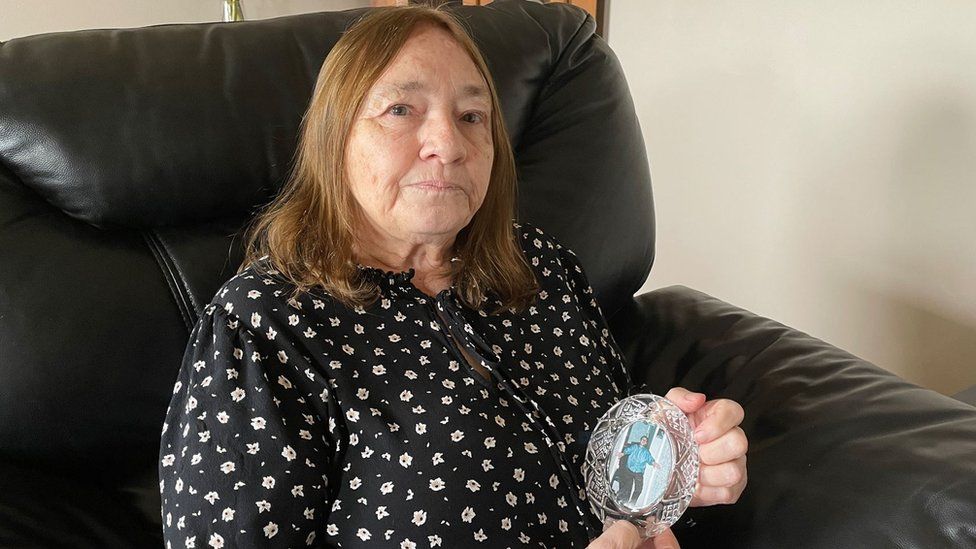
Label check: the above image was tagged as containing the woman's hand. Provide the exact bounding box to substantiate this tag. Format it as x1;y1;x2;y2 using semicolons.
665;387;748;507
587;388;743;549
586;520;680;549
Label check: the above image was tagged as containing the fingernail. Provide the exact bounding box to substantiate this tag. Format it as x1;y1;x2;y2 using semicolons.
694;428;707;443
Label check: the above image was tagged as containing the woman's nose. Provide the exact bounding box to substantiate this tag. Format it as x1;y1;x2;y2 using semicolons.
419;112;466;164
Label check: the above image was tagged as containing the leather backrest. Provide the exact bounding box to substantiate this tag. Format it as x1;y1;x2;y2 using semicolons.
0;0;652;485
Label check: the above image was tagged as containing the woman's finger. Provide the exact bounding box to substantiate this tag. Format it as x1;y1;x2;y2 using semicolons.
692;463;748;506
690;398;745;444
693;485;742;506
698;426;748;465
698;455;747;488
664;387;707;417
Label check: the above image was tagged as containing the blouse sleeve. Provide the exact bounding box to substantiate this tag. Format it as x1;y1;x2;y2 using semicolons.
555;243;635;397
159;302;339;548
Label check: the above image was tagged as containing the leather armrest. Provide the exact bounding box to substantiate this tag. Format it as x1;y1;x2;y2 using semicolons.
608;285;976;548
0;461;161;548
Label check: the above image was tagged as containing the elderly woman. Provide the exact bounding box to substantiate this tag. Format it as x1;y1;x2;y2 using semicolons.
158;6;747;549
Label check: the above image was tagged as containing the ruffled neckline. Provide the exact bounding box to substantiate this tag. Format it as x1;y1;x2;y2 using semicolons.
355;263;417;285
355;257;461;297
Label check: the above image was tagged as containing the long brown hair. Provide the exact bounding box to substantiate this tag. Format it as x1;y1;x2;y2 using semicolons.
238;5;539;313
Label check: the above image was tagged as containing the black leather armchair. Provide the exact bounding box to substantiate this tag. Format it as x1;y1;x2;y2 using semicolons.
1;2;974;547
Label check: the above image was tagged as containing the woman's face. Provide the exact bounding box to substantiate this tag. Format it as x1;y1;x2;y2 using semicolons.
345;25;494;248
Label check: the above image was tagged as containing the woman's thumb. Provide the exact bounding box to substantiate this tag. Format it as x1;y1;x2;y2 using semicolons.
648;527;680;549
599;519;641;549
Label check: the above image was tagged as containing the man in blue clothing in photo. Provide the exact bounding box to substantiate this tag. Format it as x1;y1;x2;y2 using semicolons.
614;435;662;506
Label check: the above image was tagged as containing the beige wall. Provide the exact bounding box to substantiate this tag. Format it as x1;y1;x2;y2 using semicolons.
608;1;976;395
0;0;368;41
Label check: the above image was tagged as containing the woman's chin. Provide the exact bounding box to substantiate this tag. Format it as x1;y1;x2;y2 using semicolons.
404;217;469;238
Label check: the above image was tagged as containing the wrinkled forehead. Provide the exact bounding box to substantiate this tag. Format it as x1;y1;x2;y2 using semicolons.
367;25;491;102
369;79;490;103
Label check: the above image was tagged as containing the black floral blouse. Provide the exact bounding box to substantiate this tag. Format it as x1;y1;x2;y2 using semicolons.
159;221;634;548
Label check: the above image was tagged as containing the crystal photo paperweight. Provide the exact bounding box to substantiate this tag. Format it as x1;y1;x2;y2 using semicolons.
582;394;700;538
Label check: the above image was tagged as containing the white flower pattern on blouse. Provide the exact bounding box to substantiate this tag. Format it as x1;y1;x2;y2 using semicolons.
159;221;632;548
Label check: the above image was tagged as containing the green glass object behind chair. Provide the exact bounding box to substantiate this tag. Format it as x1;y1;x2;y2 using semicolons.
223;0;245;22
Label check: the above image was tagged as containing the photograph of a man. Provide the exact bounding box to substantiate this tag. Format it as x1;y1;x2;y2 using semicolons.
614;434;662;506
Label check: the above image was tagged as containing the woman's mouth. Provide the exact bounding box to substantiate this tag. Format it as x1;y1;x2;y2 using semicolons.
411;180;461;191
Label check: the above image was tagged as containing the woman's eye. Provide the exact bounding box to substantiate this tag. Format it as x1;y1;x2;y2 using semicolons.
388;105;409;116
462;112;485;124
